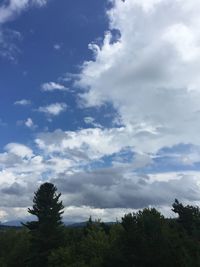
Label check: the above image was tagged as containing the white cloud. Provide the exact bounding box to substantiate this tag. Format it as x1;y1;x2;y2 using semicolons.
84;116;95;124
35;128;127;159
0;0;28;24
0;170;16;185
0;0;48;24
25;117;37;129
84;116;102;128
0;0;49;60
77;0;200;154
14;99;31;106
0;128;199;221
25;118;33;128
41;82;68;92
5;143;34;159
37;103;67;116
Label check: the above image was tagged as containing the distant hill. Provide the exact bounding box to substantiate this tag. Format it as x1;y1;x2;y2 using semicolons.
1;220;114;228
66;222;87;228
1;220;86;227
2;220;25;227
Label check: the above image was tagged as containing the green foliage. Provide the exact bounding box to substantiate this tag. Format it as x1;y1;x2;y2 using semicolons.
80;220;109;267
24;182;65;267
0;229;30;267
2;197;200;266
48;247;73;267
172;198;200;237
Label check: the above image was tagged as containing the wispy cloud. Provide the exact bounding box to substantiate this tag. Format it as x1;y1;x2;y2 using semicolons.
14;99;31;106
41;82;68;92
0;28;21;61
84;116;102;128
0;0;49;60
37;103;67;116
0;0;48;25
53;43;62;50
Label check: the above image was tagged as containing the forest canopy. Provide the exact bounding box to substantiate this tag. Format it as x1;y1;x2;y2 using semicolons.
0;183;200;266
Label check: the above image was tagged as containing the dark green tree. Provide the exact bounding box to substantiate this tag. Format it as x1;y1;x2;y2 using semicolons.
24;182;65;267
172;199;200;236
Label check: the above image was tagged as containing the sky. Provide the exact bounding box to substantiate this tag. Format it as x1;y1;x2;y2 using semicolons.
1;0;200;223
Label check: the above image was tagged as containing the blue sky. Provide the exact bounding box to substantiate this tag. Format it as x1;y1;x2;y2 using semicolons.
1;0;200;222
0;0;110;146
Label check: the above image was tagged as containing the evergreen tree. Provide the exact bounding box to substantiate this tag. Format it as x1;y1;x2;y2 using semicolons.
172;199;200;236
24;182;65;267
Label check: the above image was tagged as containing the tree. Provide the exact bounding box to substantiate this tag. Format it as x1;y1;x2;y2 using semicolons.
80;219;109;267
24;182;65;267
172;199;200;236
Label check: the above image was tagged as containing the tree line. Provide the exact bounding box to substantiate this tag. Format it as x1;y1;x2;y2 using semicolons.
0;182;200;266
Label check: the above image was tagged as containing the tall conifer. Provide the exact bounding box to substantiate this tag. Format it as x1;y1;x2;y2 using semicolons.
24;182;64;266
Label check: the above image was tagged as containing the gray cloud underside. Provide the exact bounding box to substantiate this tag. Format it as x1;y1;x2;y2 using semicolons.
1;163;199;211
51;169;200;209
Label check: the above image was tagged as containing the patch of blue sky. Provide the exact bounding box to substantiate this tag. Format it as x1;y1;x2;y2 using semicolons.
0;0;110;148
141;157;200;174
111;148;135;164
136;143;200;174
82;148;135;172
157;143;196;156
109;29;121;44
81;103;121;129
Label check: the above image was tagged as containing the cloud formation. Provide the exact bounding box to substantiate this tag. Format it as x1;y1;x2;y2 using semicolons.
53;170;200;209
1;0;200;222
78;0;200;154
0;126;199;221
0;0;48;24
0;138;199;220
5;143;33;159
37;103;67;116
24;118;37;129
41;82;68;92
0;0;49;60
14;99;31;106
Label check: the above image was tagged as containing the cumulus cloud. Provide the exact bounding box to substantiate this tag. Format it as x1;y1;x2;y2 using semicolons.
0;128;199;221
33;128;200;210
41;82;68;92
5;143;34;159
35;128;130;160
34;126;178;161
77;0;200;154
52;170;200;209
37;103;67;116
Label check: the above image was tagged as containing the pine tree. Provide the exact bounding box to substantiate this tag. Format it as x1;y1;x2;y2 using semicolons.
24;182;65;267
